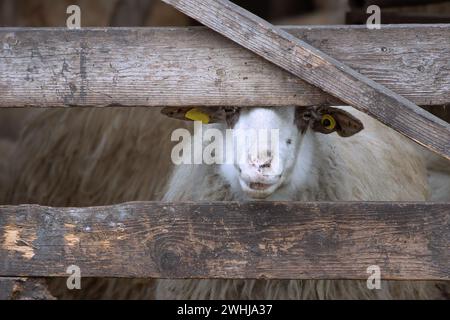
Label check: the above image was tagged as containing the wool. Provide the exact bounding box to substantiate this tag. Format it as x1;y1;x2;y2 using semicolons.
0;138;15;204
425;152;450;202
5;108;181;206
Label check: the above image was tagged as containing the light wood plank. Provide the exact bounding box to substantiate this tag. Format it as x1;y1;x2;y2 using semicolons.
1;26;450;108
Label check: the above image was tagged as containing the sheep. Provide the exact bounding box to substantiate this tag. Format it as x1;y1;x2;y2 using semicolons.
5;108;181;207
161;106;429;202
155;105;448;300
422;109;450;202
425;153;450;202
0;108;36;193
274;0;348;25
0;138;15;204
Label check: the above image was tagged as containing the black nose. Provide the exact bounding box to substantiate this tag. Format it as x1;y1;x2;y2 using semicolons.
258;158;272;169
259;162;271;169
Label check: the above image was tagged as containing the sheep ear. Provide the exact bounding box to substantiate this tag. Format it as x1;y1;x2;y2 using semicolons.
312;107;364;137
330;109;364;137
161;107;226;124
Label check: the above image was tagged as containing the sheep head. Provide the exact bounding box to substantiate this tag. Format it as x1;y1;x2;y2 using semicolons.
162;106;363;199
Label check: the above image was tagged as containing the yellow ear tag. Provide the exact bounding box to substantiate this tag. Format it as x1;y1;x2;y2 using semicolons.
185;108;210;124
321;114;336;130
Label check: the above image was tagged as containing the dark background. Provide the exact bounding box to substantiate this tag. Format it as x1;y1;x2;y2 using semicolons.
2;0;450;27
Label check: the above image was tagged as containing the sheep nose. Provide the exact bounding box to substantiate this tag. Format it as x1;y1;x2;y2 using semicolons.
258;158;272;169
248;152;273;170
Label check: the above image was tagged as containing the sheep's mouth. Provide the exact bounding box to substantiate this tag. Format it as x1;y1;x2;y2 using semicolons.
249;182;273;191
239;178;283;199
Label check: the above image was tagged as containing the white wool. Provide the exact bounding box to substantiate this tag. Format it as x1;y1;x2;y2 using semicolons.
4;108;181;206
158;106;446;300
163;106;429;202
0;139;15;204
424;152;450;201
156;279;445;300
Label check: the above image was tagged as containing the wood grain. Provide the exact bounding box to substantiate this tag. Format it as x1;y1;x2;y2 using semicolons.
1;25;450;109
161;0;450;160
0;277;55;300
0;202;448;280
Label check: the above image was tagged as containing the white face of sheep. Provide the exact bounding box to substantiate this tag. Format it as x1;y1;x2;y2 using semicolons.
225;108;296;199
162;106;363;199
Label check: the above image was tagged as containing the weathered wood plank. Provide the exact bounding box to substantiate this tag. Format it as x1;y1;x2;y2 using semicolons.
162;0;450;160
0;277;55;300
0;202;448;280
1;25;450;108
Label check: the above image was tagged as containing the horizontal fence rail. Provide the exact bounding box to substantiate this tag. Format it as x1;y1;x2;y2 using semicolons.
1;25;450;108
0;277;55;300
0;202;448;280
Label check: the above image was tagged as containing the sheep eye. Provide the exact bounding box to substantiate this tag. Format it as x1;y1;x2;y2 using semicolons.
286;139;292;145
224;107;240;128
223;107;237;114
302;112;312;121
321;114;336;130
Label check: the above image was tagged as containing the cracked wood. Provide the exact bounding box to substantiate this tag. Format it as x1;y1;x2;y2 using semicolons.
1;26;450;109
0;202;448;280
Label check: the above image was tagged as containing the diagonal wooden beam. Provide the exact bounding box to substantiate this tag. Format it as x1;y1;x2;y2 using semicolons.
161;0;450;160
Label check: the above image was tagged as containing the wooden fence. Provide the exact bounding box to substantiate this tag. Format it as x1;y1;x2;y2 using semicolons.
0;0;449;299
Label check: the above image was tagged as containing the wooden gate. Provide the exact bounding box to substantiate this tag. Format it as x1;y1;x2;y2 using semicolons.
0;0;448;299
